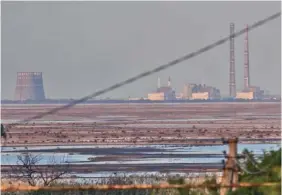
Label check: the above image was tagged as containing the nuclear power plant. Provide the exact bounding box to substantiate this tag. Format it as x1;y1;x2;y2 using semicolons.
14;72;46;101
145;23;266;101
147;77;176;101
182;83;221;100
235;24;264;100
11;23;268;103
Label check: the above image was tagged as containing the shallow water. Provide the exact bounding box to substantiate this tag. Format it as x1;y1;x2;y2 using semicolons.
1;152;96;165
2;144;280;166
2;143;280;152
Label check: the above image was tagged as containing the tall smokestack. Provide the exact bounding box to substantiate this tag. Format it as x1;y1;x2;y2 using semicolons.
229;23;236;97
157;77;161;89
168;76;171;87
244;24;250;89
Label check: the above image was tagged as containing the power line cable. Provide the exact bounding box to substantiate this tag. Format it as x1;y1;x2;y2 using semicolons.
5;11;281;131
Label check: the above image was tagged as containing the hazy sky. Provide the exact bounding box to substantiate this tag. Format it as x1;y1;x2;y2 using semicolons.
2;1;281;99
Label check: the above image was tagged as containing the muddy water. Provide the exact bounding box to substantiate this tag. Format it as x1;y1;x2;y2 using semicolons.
2;143;280;166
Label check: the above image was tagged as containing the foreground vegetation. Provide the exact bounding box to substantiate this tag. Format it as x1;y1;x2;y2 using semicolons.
228;148;281;195
2;148;281;195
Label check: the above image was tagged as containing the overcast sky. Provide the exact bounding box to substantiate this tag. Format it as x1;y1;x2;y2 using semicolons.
2;1;281;99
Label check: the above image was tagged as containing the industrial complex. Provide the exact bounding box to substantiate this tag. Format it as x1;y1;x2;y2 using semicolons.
12;24;273;102
233;24;264;100
183;83;221;100
147;77;176;101
146;78;221;101
146;23;267;101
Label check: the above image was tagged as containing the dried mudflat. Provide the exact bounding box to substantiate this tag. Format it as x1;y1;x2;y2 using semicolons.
1;102;281;146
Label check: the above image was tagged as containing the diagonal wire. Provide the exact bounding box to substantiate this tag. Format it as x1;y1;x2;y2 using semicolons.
5;11;281;130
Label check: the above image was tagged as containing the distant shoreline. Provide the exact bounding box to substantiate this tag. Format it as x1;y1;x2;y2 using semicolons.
1;99;280;105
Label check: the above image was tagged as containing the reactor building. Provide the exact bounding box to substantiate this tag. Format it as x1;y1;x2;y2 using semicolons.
14;72;46;101
147;77;176;101
183;83;221;100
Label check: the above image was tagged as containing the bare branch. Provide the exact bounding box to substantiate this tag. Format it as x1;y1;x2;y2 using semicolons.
8;152;70;186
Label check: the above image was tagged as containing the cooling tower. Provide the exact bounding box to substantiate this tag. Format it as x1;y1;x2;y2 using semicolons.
14;72;46;101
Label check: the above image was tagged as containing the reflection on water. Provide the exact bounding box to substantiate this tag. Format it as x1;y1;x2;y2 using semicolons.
1;144;280;166
2;144;280;153
1;153;96;165
1;154;221;166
